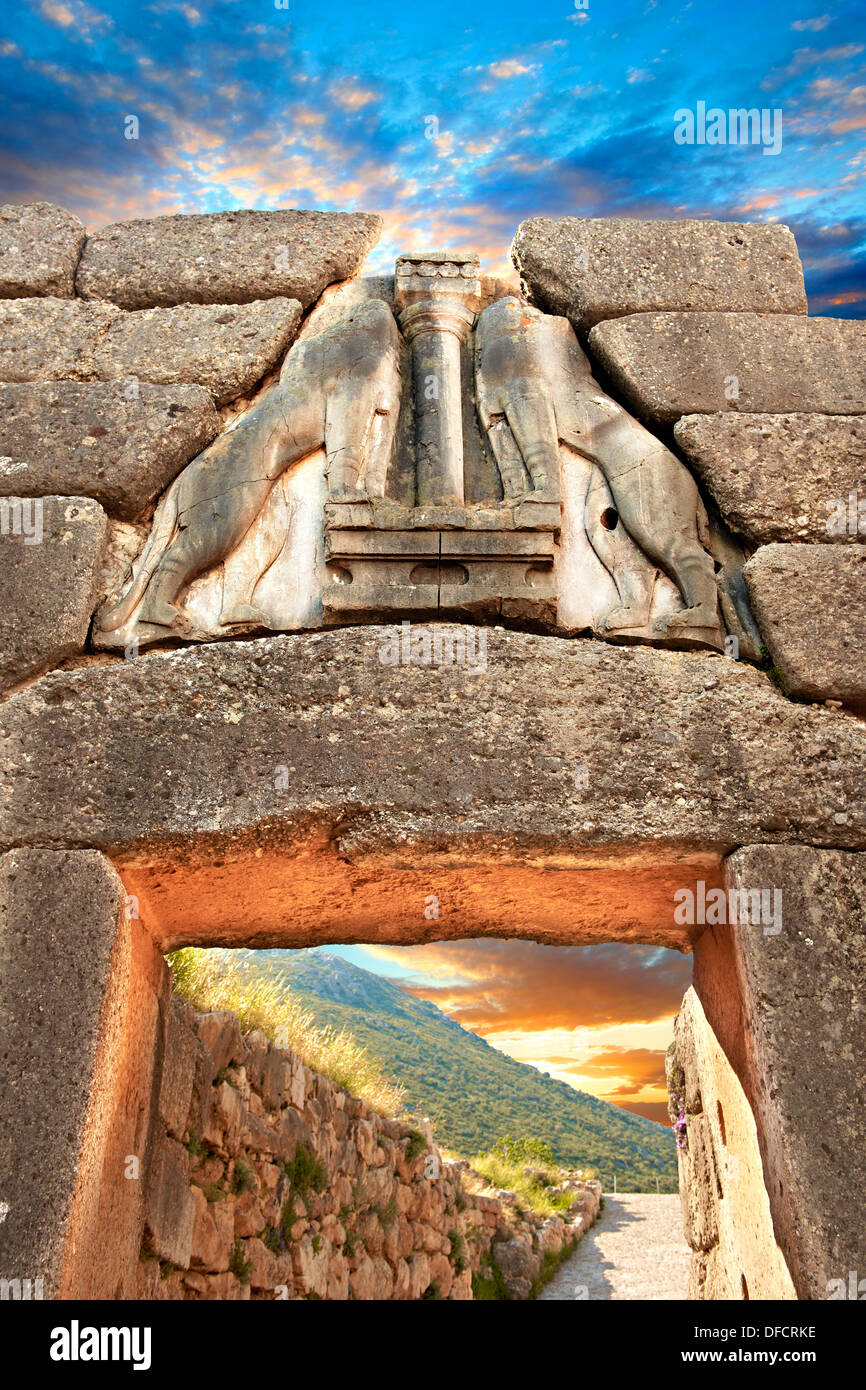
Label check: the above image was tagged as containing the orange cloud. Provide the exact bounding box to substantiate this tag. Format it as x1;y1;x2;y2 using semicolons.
329;80;380;111
367;939;690;1034
487;59;537;80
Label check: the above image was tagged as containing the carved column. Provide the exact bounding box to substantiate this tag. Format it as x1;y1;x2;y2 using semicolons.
395;252;482;506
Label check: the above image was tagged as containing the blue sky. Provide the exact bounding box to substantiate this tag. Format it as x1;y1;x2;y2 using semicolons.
1;0;864;310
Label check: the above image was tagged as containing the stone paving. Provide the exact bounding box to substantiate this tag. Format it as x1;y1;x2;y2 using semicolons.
537;1193;691;1301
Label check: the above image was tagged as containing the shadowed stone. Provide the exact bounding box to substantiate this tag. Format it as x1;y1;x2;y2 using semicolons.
744;543;866;708
0;202;86;299
0;297;303;406
512;218;807;331
76;209;382;310
158;997;199;1141
588;313;866;423
0;495;108;692
675;413;866;546
0;382;219;521
144;1134;195;1267
667;987;796;1300
723;844;866;1300
0;849;126;1296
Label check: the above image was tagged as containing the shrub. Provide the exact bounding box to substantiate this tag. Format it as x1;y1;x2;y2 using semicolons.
491;1135;556;1167
186;1133;207;1162
529;1235;578;1299
469;1135;591;1218
229;1240;252;1285
281;1144;326;1199
263;1226;285;1256
405;1129;426;1163
231;1157;257;1196
375;1197;398;1229
471;1257;509;1301
448;1227;467;1274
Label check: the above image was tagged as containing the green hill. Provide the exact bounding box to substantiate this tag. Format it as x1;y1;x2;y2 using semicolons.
236;948;677;1192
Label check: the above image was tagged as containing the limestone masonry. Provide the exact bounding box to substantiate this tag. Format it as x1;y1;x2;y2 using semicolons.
0;202;864;1302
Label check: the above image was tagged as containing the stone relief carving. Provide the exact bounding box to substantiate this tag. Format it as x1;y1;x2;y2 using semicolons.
96;250;757;655
97;300;402;646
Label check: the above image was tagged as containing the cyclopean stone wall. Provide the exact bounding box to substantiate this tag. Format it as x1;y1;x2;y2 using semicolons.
138;994;599;1301
0;202;864;1302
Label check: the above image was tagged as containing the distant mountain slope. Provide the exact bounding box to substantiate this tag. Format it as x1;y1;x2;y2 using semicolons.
237;948;677;1192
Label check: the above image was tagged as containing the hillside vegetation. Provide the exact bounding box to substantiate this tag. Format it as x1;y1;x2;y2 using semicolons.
233;948;678;1192
168;947;404;1116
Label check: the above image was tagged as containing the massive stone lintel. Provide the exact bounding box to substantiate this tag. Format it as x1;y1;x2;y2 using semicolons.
1;629;864;954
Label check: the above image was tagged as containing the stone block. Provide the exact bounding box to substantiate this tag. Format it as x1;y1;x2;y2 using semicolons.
0;495;107;692
145;1134;195;1267
76;209;382;310
0;297;302;406
0;382;219;521
675;413;866;546
0;202;85;298
0;849;126;1295
1;628;864;882
588;313;866;422
159;996;199;1140
668;987;795;1298
512;217;807;330
192;1011;245;1076
723;845;866;1299
189;1186;232;1272
744;543;866;707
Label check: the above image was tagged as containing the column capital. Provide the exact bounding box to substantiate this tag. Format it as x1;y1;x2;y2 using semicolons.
395;249;483;335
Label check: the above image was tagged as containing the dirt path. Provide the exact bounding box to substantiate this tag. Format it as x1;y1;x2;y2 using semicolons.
537;1193;691;1301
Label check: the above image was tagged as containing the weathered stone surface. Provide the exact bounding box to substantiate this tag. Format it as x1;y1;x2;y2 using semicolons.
0;495;108;692
724;845;866;1300
189;1186;233;1272
668;987;796;1300
588;313;866;423
145;1134;195;1267
0;297;116;380
0;202;85;298
96;299;401;648
76;209;382;310
744;543;866;707
512;217;807;331
0;849;126;1295
1;629;864;954
0;297;303;406
0;382;219;521
159;997;199;1140
675;413;866;545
